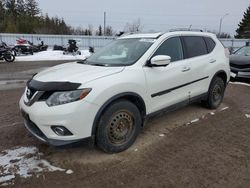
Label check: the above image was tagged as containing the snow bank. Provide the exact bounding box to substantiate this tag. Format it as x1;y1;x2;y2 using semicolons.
16;50;92;62
0;146;65;186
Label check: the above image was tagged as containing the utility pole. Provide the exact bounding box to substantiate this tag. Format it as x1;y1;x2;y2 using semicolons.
104;11;106;36
219;13;229;36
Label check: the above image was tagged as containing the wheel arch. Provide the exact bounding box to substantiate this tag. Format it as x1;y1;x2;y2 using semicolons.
212;70;228;85
91;92;146;138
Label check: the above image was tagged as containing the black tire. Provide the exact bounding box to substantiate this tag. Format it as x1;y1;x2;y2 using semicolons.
3;53;15;62
96;100;142;153
203;77;225;109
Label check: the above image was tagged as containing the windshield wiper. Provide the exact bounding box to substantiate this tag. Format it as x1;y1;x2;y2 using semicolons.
91;63;106;66
77;59;88;64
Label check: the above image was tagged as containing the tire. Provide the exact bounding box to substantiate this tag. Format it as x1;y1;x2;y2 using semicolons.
203;77;225;109
96;100;142;153
3;53;15;62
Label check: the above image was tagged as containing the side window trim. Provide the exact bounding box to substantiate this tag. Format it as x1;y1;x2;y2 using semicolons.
180;36;188;59
203;37;217;54
203;37;209;53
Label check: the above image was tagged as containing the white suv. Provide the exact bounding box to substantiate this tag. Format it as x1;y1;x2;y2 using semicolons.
19;31;230;153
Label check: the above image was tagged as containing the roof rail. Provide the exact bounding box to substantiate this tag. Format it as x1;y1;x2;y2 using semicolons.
169;28;203;32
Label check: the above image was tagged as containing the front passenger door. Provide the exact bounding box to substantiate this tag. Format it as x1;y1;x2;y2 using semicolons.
143;37;193;113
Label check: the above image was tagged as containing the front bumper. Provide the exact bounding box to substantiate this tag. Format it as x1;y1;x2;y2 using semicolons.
230;67;250;79
19;95;100;146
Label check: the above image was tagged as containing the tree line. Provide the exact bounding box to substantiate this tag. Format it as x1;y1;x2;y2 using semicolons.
0;0;119;36
0;0;72;34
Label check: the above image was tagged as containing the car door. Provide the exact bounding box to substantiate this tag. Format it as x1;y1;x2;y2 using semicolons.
181;36;212;98
143;36;194;114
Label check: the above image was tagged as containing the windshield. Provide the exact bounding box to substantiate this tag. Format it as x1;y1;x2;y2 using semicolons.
83;38;155;66
234;46;250;56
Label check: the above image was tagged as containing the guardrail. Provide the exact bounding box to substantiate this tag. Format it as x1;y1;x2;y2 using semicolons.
0;33;249;50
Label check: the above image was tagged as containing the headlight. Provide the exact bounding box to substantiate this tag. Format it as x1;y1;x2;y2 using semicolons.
46;89;91;107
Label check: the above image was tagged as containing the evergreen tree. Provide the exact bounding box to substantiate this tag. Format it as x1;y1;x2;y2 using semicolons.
16;0;25;15
25;0;40;17
235;5;250;38
97;25;102;36
0;0;5;31
105;25;113;36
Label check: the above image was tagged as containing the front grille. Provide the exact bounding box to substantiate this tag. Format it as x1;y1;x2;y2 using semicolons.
230;63;250;69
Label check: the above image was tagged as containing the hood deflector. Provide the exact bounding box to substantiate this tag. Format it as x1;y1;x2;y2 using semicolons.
27;79;81;91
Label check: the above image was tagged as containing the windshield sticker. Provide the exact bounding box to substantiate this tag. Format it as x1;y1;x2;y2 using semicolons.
139;39;156;43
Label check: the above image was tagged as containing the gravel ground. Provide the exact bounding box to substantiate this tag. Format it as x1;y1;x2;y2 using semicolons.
0;60;250;187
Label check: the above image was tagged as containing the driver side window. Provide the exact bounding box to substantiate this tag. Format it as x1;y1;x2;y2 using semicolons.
152;37;183;62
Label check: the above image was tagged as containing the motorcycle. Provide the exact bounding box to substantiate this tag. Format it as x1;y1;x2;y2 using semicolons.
0;42;17;56
0;48;15;62
32;41;48;53
14;38;33;55
63;40;81;55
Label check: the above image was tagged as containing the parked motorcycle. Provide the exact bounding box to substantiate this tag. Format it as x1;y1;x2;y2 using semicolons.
0;42;17;56
32;41;48;53
63;40;81;55
14;38;33;55
0;48;15;62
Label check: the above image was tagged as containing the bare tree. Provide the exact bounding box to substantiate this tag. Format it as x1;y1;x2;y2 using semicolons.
105;25;114;36
124;18;143;33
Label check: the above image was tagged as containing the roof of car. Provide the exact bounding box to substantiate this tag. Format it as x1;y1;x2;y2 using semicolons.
119;31;216;39
119;32;163;39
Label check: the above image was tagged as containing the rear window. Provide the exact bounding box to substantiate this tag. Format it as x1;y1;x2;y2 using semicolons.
183;36;208;58
204;37;216;53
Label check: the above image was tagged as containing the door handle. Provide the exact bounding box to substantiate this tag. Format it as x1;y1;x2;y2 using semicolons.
209;59;216;63
182;66;191;72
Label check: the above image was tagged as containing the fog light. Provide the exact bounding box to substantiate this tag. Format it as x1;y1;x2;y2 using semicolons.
51;126;73;136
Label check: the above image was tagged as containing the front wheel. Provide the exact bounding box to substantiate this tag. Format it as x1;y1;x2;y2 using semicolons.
203;77;225;109
3;53;15;62
96;100;142;153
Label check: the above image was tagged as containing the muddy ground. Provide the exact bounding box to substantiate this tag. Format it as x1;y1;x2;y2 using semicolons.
0;60;250;188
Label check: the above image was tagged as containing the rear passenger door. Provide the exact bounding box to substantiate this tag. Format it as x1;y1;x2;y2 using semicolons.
181;36;214;98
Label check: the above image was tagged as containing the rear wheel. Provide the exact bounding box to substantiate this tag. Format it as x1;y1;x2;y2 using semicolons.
96;100;141;153
203;77;225;109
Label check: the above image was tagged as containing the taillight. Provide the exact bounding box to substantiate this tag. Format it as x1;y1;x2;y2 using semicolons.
224;48;230;58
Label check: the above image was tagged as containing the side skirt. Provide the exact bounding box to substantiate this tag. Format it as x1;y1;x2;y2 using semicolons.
144;93;208;124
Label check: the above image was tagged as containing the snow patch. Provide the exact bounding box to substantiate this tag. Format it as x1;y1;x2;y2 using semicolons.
191;118;199;123
230;82;250;87
0;175;15;184
245;114;250;119
220;107;229;111
66;169;74;174
0;146;65;186
210;112;215;115
159;134;165;137
16;50;91;62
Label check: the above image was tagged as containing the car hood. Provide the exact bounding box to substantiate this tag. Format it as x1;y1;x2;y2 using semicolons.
230;55;250;65
33;62;125;84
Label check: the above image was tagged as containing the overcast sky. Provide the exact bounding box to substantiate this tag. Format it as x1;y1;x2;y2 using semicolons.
37;0;249;36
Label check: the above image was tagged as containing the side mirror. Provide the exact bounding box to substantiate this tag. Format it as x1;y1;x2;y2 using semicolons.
150;55;171;67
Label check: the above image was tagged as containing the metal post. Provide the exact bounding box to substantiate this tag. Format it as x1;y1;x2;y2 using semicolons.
104;12;106;36
219;13;229;36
